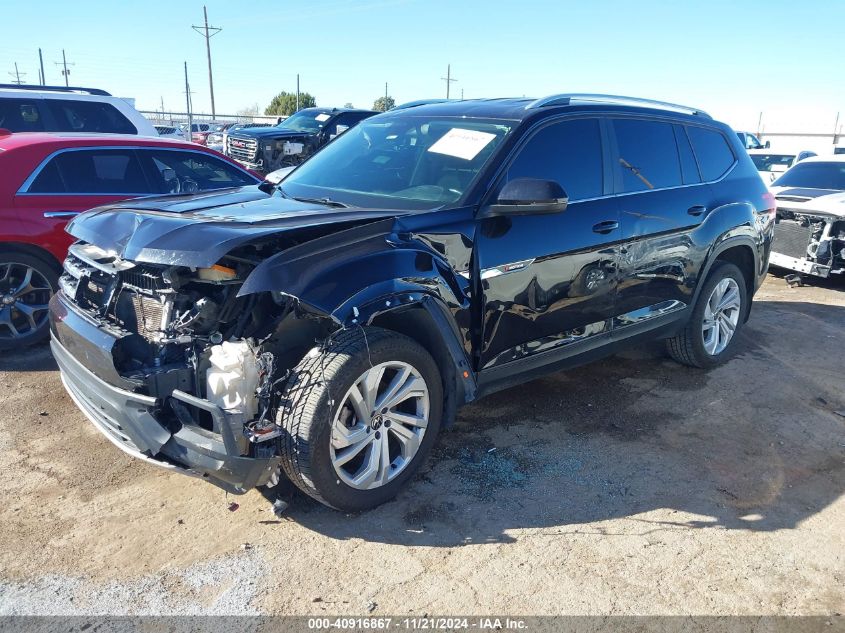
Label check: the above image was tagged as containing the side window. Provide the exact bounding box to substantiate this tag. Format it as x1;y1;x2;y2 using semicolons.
505;118;603;201
28;159;65;193
613;119;682;192
52;149;150;194
327;113;361;139
687;126;735;182
0;98;45;132
674;125;701;185
142;150;256;194
44;99;137;134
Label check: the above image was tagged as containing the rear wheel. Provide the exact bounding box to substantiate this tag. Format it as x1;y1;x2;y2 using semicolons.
0;253;57;351
666;261;747;368
277;327;442;512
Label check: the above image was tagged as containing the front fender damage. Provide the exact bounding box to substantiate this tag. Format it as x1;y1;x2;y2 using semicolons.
237;215;478;409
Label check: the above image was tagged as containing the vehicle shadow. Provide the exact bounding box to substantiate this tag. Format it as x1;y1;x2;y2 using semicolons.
276;299;845;545
0;342;56;372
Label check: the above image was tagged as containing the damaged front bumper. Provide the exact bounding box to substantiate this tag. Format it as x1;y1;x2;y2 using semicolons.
768;251;832;277
50;293;278;494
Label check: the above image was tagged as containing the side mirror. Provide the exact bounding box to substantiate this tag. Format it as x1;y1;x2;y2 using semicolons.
484;178;568;217
264;166;296;185
764;140;771;149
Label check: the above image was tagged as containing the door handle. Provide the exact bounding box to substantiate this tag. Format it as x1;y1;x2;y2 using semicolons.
43;211;80;219
687;205;707;217
592;220;620;234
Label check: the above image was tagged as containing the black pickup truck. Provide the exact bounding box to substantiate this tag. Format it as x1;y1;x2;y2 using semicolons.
224;107;377;173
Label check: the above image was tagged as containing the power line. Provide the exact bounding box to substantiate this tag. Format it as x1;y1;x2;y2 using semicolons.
441;64;457;99
54;49;74;87
192;5;221;118
8;62;25;84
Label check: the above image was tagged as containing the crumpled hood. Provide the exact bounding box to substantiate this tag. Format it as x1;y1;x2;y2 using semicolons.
770;186;845;218
66;185;409;268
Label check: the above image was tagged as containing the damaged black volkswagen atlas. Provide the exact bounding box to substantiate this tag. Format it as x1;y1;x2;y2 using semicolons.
50;95;774;511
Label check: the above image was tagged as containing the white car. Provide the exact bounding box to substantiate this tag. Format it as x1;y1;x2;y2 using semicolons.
749;149;816;182
768;155;845;278
0;84;158;136
736;130;769;150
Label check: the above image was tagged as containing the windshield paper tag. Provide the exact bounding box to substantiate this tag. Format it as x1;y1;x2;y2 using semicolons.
428;128;496;161
315;113;331;122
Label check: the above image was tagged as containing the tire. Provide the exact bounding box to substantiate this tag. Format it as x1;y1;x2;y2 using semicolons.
666;261;747;369
0;252;58;352
277;326;443;512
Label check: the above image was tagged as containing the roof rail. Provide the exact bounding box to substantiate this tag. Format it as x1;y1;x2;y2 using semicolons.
392;98;455;111
525;93;711;118
0;84;112;96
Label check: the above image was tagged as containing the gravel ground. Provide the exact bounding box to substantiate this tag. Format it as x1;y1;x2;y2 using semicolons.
0;273;842;616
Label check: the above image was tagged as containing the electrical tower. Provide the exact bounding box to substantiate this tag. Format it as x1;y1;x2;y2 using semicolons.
54;50;74;87
441;64;457;99
192;6;221;118
8;63;25;85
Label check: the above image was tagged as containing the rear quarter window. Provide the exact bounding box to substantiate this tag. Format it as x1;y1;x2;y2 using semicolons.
687;126;736;182
44;99;137;134
0;98;45;132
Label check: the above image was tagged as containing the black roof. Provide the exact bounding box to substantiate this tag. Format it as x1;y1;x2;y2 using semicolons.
380;95;715;124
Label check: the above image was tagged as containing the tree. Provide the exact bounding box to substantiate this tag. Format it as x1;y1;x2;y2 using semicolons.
343;102;355;109
372;95;395;112
265;92;317;116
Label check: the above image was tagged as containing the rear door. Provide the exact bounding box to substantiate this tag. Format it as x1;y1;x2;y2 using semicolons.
610;117;707;327
13;147;153;258
475;116;620;372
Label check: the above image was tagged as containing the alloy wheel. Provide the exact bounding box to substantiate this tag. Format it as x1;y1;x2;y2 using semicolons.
701;278;741;356
330;361;430;490
0;262;52;341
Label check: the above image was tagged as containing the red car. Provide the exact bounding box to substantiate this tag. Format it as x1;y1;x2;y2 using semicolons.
0;131;262;349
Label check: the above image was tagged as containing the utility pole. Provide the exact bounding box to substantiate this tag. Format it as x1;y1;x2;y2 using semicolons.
54;50;74;86
38;48;45;85
192;6;221;119
441;64;457;99
296;74;300;112
184;62;194;142
757;112;763;138
385;82;388;102
8;63;25;85
834;112;841;145
461;88;464;101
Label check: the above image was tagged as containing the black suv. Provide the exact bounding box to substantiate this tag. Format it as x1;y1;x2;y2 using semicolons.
50;95;774;511
224;106;377;173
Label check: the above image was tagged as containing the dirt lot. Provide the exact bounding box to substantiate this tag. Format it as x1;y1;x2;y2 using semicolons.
0;273;843;616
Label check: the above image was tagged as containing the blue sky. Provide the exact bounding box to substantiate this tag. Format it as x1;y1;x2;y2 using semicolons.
2;0;843;132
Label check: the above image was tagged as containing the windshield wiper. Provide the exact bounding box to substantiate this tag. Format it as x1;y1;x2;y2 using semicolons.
281;191;352;208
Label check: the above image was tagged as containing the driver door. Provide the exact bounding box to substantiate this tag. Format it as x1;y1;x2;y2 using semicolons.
475;117;620;374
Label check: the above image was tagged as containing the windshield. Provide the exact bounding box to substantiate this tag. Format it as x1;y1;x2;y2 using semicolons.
772;162;845;190
277;110;331;133
750;154;794;171
280;116;513;210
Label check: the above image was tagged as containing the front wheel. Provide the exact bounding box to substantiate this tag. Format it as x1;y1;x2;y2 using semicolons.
277;327;443;512
666;262;747;368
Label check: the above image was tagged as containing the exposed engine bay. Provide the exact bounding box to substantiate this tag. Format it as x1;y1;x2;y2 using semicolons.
771;208;845;278
225;132;314;173
58;240;333;468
